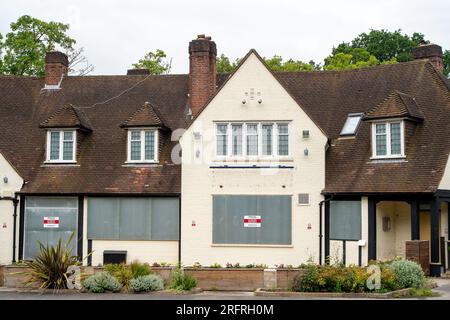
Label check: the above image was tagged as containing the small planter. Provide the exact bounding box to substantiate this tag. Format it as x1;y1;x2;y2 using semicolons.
184;267;265;291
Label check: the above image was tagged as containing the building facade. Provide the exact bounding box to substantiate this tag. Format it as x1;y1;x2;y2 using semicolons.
0;35;449;276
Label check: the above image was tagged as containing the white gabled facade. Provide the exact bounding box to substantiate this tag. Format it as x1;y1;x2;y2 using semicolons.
180;51;328;267
0;153;23;265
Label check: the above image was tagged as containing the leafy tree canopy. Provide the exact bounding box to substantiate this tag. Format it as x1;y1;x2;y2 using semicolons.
444;50;450;77
216;53;320;74
132;49;172;75
324;48;397;71
0;15;76;76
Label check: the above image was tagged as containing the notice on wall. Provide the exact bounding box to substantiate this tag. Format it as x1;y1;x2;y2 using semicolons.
244;215;261;227
43;217;60;228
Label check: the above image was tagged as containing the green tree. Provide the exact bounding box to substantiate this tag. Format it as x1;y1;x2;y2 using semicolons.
324;48;396;71
216;54;239;73
1;15;76;76
216;53;319;73
133;49;172;75
444;50;450;77
264;55;319;72
325;29;424;71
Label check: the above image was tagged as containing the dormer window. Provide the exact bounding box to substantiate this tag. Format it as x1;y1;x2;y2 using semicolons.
127;129;158;163
371;121;404;159
340;113;363;136
46;130;76;163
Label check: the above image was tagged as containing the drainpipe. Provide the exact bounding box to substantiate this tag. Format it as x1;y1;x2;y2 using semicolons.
319;195;333;265
0;195;19;263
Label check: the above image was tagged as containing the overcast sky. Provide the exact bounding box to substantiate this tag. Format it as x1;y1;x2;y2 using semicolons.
1;0;449;75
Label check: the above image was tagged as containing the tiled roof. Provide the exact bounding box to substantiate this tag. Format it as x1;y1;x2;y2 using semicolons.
363;91;424;121
0;74;189;194
0;59;449;195
276;61;450;193
40;104;93;131
120;102;166;128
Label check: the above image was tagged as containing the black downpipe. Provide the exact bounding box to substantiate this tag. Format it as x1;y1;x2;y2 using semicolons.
178;196;181;265
12;196;19;263
0;195;19;263
319;195;333;265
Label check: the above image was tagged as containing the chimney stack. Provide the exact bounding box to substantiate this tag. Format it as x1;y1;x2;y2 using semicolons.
188;34;217;118
45;51;69;87
413;42;444;74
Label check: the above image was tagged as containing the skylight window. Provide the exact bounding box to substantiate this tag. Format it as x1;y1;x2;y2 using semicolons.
340;113;363;136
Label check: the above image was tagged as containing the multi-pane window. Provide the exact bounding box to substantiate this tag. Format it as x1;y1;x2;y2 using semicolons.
127;129;158;162
277;124;289;156
216;122;290;158
246;124;258;156
216;124;228;156
47;130;76;162
372;121;404;158
261;124;273;156
231;124;243;156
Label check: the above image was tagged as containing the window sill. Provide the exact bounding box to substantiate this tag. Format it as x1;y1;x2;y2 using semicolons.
42;162;78;166
369;157;407;164
125;161;159;164
212;157;294;163
122;163;161;167
211;244;293;248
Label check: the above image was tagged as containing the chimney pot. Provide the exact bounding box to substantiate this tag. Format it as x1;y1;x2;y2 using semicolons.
412;43;444;74
44;51;69;87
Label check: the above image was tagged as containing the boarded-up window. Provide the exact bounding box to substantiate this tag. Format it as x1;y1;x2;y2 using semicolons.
24;197;78;260
87;197;179;240
329;200;361;241
213;195;292;245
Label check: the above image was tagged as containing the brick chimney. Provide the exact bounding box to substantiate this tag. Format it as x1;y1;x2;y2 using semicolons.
188;35;217;118
413;42;444;73
45;51;69;87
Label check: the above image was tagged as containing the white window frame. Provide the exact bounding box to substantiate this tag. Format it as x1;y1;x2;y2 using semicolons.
45;130;77;163
126;128;159;163
214;122;291;160
371;120;405;159
340;113;363;136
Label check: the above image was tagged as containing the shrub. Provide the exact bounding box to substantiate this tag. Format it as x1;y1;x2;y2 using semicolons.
129;275;164;292
209;263;222;268
170;265;197;291
83;272;122;293
389;259;425;289
292;264;322;292
130;261;152;278
104;264;133;288
20;232;80;290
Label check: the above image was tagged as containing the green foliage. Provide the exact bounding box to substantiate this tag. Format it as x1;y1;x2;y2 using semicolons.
21;232;80;290
216;53;319;73
129;260;152;278
0;15;75;76
133;49;171;75
332;29;425;63
209;263;222;268
216;54;239;73
104;261;152;288
129;274;164;292
104;263;133;288
324;48;397;71
264;55;319;72
389;259;425;289
170;265;197;291
293;263;402;293
83;272;122;293
443;50;450;77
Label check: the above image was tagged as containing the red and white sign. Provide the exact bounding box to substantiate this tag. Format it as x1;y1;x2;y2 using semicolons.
244;215;261;227
43;217;60;228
